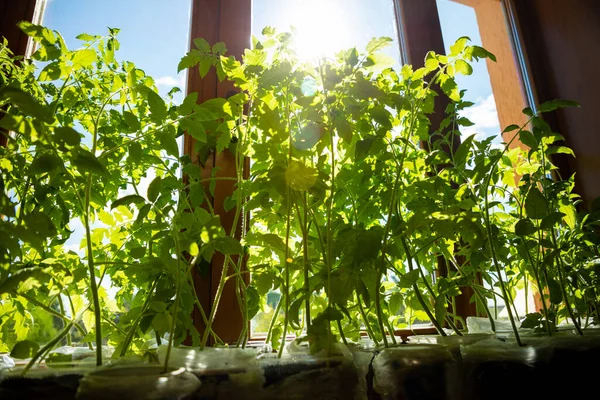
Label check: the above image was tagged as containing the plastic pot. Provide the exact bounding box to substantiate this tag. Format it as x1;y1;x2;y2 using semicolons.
372;344;457;400
76;365;200;400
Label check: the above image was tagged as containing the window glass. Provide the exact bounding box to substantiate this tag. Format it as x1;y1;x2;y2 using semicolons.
437;0;535;320
40;0;191;298
250;0;403;337
252;0;402;65
43;0;191;101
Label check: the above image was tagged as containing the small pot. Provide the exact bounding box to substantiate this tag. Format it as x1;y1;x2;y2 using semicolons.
76;365;200;400
372;344;457;400
460;339;547;400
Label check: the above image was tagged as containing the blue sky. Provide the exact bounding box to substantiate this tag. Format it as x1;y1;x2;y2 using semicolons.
43;0;192;98
42;0;499;140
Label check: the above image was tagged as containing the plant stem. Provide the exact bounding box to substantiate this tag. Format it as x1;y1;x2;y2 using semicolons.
120;276;160;357
551;229;583;335
401;238;447;336
21;321;74;376
17;293;91;349
163;234;183;373
57;295;71;346
336;319;348;345
358;295;379;345
522;239;553;334
265;296;283;344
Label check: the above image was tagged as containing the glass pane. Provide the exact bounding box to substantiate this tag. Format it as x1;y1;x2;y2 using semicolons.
40;1;191;295
252;0;402;65
436;0;535;320
250;0;402;337
43;0;191;101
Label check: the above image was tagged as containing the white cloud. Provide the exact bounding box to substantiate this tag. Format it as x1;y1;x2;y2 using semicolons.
155;75;185;88
460;94;501;142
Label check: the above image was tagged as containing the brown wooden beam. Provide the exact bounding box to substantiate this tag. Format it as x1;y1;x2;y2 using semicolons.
184;0;251;345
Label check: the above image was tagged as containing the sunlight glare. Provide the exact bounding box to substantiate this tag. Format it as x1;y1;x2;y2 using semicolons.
288;0;354;61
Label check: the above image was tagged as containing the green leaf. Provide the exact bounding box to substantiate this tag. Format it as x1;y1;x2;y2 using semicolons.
546;146;575;157
515;219;537;236
559;201;577;229
366;37;393;53
147;176;162;202
520;312;542;329
388;292;403;315
548;278;563;304
151;313;172;334
54;126;81;146
0;268;50;294
180;118;206;142
38;61;62;81
111;194;145;210
246;285;260;320
450;37;469;56
29;153;61;175
10;340;40;359
149;301;167;313
454;134;475;167
538;99;579;113
193;38;211;52
123;111;141;132
525;187;548;220
398;270;420;289
540;212;566;230
129;246;146;259
0;87;52;122
519;130;538;150
455;59;473;75
71;49;97;68
435;295;447;325
72;149;108;176
147;90;167;121
157;128;180;158
214;236;243;255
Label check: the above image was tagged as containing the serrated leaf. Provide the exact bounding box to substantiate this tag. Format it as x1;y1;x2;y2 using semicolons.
147;176;162;202
214;236;243;255
388;292;403;315
38;61;62;81
525;187;548;220
538;99;579;113
515;218;537;236
54;126;81;146
366;37;393;53
548;278;563;304
540;212;566;230
193;38;211;52
398;270;420;289
10;340;40;359
123;111;141;131
0;268;50;294
29;153;61;175
180;118;206;142
435;295;447;325
147;90;167;121
71;49;97;68
152;313;172;334
111;195;145;209
72;149;108;176
455;59;473;75
149;301;167;313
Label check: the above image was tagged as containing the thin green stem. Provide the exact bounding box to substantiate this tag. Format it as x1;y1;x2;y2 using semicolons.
400;239;446;336
120;276;160;357
163;234;183;373
21;321;74;376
